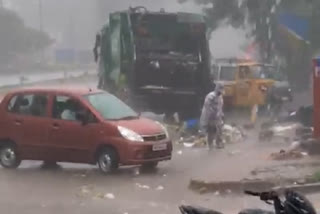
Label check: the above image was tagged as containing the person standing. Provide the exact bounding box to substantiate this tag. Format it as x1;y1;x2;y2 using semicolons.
200;83;224;149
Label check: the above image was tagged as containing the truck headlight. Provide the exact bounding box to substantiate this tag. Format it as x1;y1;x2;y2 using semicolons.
156;121;169;139
117;126;144;142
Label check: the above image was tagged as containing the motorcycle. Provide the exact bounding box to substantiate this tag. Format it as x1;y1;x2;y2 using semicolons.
179;189;317;214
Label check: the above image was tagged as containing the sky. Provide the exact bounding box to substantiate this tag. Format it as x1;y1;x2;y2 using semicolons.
3;0;250;58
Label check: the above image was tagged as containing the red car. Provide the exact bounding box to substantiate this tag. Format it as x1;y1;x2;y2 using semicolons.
0;86;172;174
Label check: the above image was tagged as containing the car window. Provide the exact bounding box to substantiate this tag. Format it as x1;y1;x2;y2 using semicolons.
8;94;48;117
83;92;138;120
52;95;96;123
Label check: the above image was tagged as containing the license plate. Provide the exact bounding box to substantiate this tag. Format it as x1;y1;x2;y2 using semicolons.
152;143;167;151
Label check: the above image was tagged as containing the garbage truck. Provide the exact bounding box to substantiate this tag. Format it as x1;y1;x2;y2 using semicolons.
93;7;212;120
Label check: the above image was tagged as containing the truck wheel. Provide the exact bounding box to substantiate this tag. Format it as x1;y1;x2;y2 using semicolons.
0;145;21;169
97;148;119;174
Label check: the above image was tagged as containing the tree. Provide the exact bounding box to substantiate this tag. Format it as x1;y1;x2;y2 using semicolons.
0;8;52;67
179;0;318;89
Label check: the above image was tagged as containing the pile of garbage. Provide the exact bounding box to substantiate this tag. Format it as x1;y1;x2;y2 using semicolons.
259;122;302;142
176;121;246;148
269;149;307;160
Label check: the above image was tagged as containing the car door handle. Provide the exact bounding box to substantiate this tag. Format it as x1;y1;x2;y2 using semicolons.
52;123;60;129
14;119;23;125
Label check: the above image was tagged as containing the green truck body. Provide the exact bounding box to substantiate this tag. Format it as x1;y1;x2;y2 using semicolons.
94;7;212;119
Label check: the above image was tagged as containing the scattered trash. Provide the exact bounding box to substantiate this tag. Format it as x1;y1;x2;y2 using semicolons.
80;185;92;195
269;150;305;160
214;191;220;196
156;185;164;191
136;183;151;189
259;123;301;142
183;142;195;148
228;150;242;156
163;174;167;177
133;168;140;176
199;187;208;194
94;193;105;199
104;193;115;199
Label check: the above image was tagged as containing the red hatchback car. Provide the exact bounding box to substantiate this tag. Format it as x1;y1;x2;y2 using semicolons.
0;87;172;174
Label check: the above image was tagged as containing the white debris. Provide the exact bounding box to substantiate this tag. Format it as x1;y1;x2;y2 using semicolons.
301;152;308;156
104;193;115;199
183;142;195;148
156;185;164;191
81;186;91;195
214;191;220;196
177;150;183;155
133;168;140;176
163;174;167;177
136;183;151;189
289;141;301;151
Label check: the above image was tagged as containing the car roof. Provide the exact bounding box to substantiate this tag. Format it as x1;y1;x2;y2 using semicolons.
8;85;104;96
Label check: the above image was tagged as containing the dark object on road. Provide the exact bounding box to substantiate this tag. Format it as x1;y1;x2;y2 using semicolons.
180;189;316;214
40;161;62;170
244;189;316;214
179;205;223;214
0;87;172;174
94;7;212;120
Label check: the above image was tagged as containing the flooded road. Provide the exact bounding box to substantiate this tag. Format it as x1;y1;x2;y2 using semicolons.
0;75;318;214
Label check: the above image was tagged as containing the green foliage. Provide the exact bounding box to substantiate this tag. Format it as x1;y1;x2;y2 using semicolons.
0;8;52;64
179;0;319;89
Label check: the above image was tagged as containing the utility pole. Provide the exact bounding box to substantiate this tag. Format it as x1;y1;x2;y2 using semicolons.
38;0;44;63
39;0;43;32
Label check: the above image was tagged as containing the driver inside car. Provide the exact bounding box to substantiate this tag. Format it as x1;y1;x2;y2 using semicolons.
61;99;78;121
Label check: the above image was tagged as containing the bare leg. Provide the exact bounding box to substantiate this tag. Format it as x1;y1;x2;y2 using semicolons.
207;126;215;150
215;123;224;149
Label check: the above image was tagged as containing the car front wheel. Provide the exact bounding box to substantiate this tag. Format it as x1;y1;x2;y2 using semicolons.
97;148;119;174
0;145;21;169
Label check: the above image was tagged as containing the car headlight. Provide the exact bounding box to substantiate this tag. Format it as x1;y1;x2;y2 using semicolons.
156;121;169;139
117;126;144;142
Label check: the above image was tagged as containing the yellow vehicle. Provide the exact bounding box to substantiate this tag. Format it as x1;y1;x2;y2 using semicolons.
212;59;276;108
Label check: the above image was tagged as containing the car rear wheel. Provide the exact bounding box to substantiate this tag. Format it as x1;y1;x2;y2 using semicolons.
0;145;21;169
97;148;119;174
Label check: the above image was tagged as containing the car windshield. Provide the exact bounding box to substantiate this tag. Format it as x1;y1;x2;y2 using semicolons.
220;66;237;81
83;92;138;120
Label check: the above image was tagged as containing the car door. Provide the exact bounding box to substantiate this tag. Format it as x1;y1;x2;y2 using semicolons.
47;94;99;163
5;92;51;160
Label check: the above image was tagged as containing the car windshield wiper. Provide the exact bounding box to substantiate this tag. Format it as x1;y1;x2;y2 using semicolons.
118;115;139;120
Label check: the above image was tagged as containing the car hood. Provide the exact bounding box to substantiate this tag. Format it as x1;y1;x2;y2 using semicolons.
109;118;163;136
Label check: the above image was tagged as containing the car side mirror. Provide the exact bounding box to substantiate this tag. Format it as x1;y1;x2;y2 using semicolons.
76;111;89;125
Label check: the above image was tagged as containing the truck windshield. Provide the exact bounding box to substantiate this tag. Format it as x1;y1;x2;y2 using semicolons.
84;92;138;120
220;66;237;81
